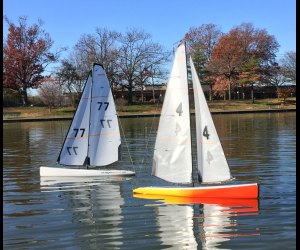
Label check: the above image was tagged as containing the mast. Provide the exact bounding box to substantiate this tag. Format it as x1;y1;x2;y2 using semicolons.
183;40;195;187
85;64;95;168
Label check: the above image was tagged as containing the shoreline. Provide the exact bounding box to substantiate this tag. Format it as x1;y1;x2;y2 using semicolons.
3;107;296;123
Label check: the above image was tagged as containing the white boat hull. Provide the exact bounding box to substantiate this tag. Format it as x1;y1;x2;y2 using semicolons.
40;166;135;177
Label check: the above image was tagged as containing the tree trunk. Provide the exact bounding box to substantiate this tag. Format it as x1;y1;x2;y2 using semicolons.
72;93;76;107
228;79;231;101
251;83;255;104
141;88;144;103
152;77;156;103
21;87;28;106
276;86;279;98
128;85;133;105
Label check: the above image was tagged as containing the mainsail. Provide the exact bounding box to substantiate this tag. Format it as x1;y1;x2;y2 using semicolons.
190;57;231;183
88;64;121;166
152;43;192;183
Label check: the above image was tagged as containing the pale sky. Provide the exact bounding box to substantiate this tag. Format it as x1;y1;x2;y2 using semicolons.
4;0;295;56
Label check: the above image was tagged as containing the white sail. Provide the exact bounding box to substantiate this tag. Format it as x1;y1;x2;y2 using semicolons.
57;72;92;166
152;43;192;183
88;63;121;166
190;57;231;183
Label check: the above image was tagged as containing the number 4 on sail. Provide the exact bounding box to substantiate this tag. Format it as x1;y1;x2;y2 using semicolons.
133;42;258;198
40;63;135;177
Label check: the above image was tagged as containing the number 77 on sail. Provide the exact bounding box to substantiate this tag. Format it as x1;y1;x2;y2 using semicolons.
40;63;135;177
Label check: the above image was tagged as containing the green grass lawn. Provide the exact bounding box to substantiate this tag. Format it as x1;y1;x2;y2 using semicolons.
3;98;296;119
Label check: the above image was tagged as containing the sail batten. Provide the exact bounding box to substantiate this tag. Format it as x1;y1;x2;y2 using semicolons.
190;57;231;183
152;43;193;184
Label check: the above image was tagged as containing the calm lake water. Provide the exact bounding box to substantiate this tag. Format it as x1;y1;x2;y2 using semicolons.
3;112;296;249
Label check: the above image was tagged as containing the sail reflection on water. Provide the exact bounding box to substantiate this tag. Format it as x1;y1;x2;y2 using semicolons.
153;205;198;249
134;194;259;249
200;204;235;249
40;177;131;248
198;199;260;249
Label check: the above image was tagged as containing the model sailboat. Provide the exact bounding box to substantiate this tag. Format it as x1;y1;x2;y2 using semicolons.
133;42;258;198
40;63;135;177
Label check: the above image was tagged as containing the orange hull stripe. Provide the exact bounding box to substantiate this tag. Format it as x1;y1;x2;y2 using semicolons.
133;183;258;199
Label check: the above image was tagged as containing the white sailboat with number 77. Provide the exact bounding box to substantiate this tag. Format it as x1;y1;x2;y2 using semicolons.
40;63;135;177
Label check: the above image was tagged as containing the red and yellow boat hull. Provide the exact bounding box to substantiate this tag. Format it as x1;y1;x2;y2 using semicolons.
133;183;259;199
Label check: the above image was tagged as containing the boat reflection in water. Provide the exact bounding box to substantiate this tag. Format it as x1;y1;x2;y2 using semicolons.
40;176;132;249
134;194;260;249
40;176;132;188
146;200;198;249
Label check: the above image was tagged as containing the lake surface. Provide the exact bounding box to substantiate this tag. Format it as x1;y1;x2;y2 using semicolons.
3;112;296;249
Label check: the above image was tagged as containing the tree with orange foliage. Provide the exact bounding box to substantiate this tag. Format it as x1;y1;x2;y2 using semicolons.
212;75;229;100
208;23;279;101
207;29;244;100
3;16;58;106
277;87;295;103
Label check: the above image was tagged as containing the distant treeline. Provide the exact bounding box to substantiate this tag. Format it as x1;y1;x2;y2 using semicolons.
3;16;296;108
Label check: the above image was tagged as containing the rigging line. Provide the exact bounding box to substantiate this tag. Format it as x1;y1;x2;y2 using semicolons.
140;79;164;168
140;112;156;166
118;116;135;172
117;114;139;190
108;73;135;172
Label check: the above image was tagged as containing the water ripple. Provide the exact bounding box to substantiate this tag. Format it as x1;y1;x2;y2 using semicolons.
3;113;296;249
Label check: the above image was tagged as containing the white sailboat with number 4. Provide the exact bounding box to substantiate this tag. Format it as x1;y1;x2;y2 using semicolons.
40;63;135;177
133;42;258;198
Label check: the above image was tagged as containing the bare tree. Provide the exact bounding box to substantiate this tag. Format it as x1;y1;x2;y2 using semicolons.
61;27;169;105
281;51;296;84
268;52;296;98
72;28;121;92
268;62;287;93
55;60;81;107
117;28;170;104
38;78;61;112
185;24;223;62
